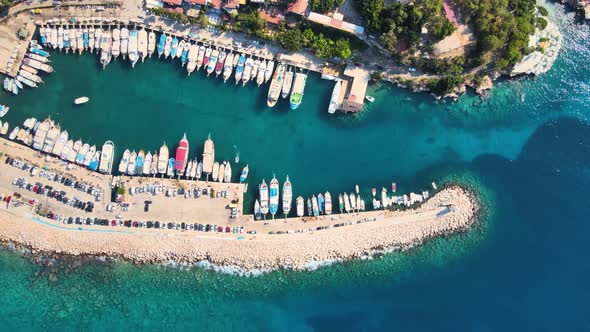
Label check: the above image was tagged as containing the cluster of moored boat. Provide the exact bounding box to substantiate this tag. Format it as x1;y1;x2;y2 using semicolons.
3;41;53;95
6;117;115;174
117;133;248;184
38;23;145;69
38;23;310;109
255;181;433;219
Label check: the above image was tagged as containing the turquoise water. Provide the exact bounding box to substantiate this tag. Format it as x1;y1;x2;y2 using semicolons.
1;3;590;330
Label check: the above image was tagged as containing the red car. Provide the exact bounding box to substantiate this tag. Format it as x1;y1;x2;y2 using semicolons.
225;226;230;233
218;226;223;232
5;196;11;203
111;220;117;226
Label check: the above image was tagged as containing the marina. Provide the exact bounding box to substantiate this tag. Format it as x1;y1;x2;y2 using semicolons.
0;18;371;113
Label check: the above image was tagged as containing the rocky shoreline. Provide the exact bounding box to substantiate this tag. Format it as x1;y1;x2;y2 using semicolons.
0;185;480;275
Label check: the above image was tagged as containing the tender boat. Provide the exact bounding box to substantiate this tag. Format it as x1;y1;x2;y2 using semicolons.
318;193;324;214
74;96;89;105
339;194;344;212
307;198;312;216
239;165;249;183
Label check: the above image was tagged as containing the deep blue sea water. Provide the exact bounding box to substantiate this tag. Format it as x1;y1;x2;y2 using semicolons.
1;3;590;330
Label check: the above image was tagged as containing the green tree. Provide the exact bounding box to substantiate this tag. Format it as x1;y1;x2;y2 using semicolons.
536;17;548;30
537;5;548;16
277;29;305;51
380;29;397;52
333;38;352;59
355;0;385;32
312;34;332;58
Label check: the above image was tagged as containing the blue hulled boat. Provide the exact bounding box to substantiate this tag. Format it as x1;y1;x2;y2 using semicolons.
157;34;165;58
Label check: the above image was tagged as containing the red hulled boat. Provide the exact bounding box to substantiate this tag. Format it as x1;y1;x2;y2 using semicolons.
174;133;189;174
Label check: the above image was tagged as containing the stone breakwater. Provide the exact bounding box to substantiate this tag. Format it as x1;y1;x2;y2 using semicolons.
0;186;478;273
